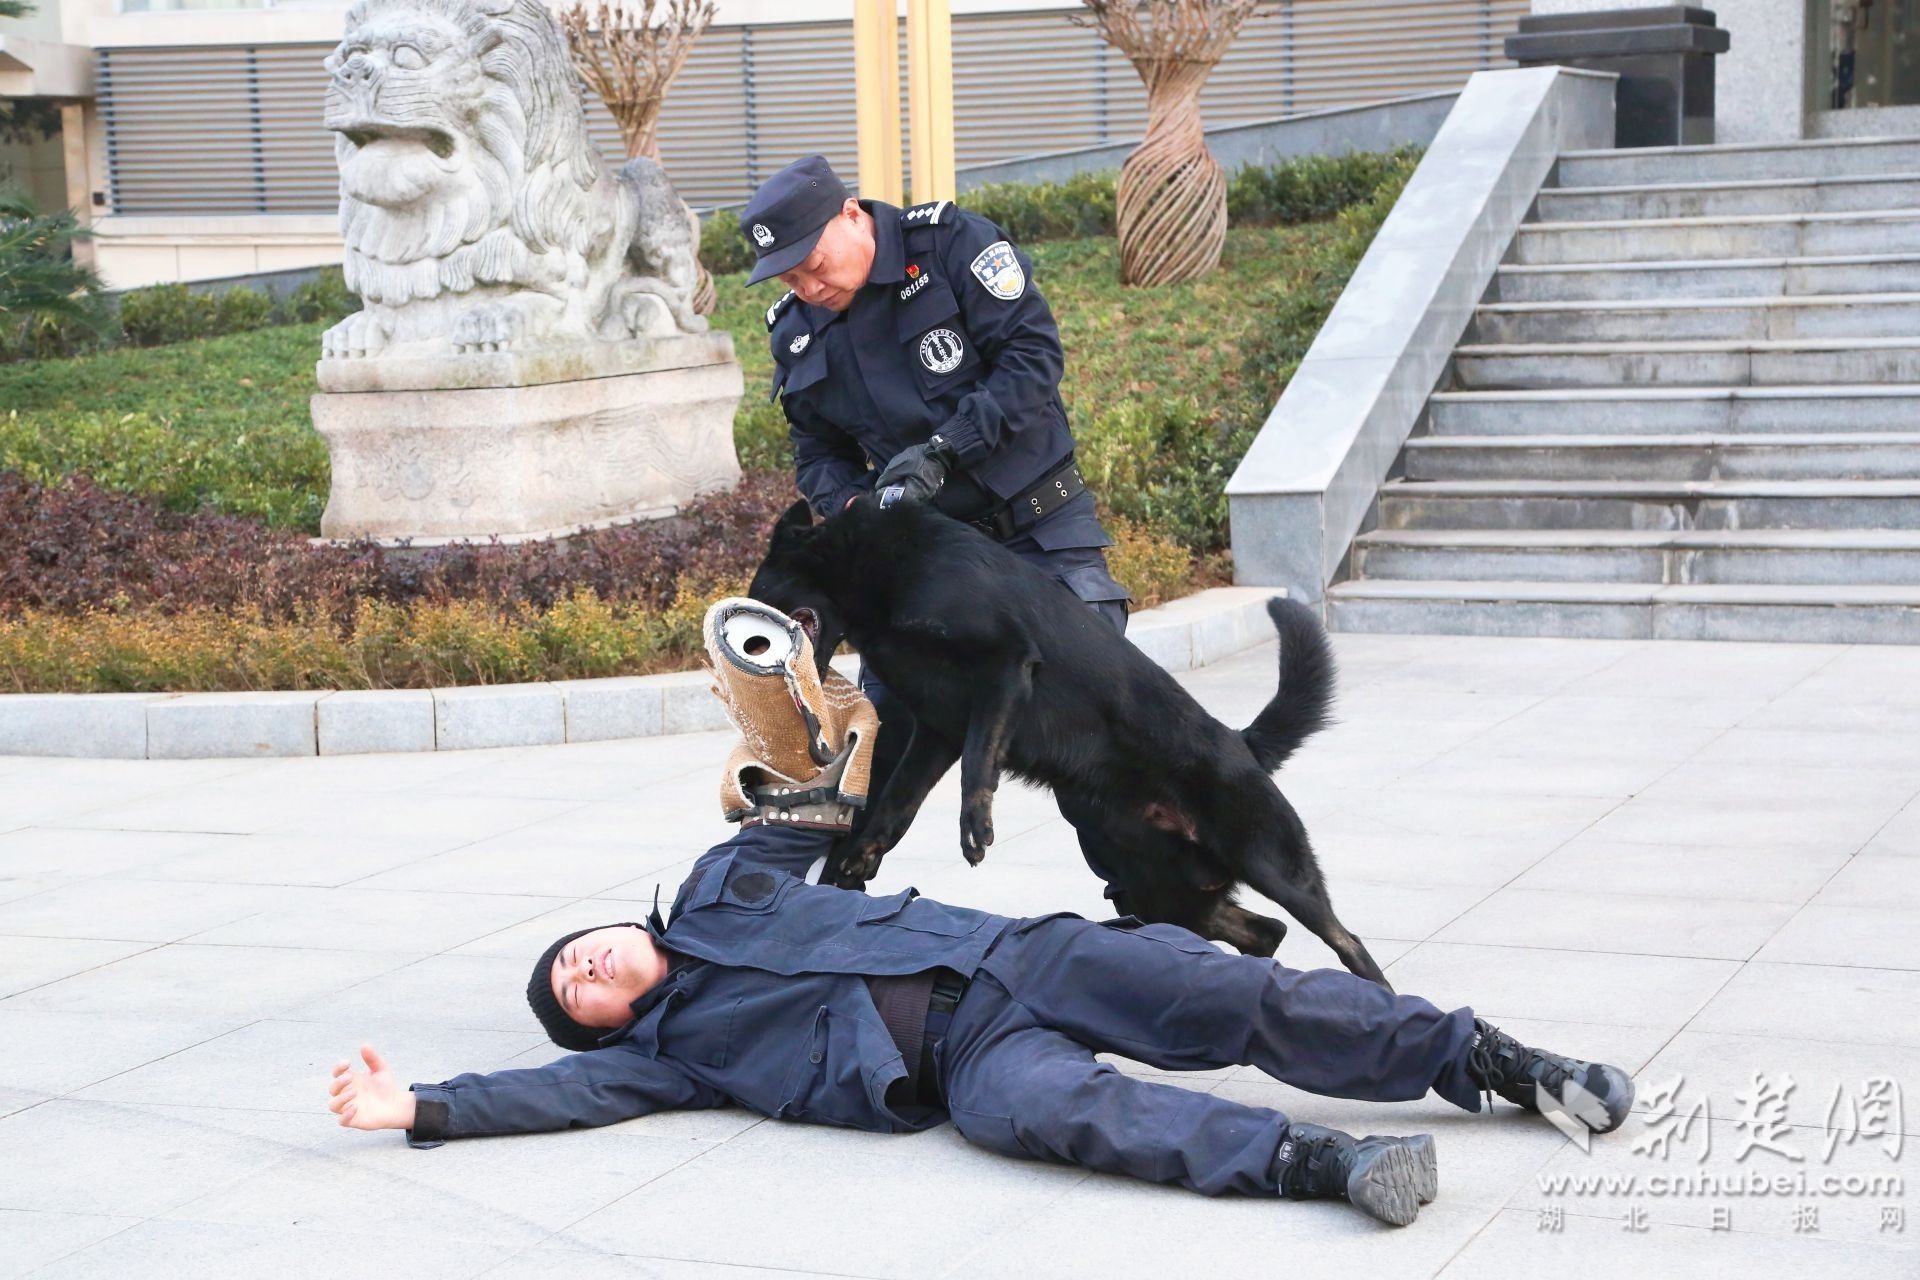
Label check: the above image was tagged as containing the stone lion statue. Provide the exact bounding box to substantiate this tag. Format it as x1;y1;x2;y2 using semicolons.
320;0;705;360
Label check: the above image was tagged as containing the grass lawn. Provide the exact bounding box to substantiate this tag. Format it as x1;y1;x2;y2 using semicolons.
0;221;1349;543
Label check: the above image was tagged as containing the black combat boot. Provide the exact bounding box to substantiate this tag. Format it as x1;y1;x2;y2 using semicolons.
1274;1123;1433;1226
1464;1017;1634;1134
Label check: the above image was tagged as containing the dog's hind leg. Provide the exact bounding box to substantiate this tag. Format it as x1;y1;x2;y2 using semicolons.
832;724;960;887
957;653;1038;866
1203;900;1289;958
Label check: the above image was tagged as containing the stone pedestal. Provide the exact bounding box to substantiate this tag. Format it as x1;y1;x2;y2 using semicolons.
310;333;744;544
1506;6;1729;148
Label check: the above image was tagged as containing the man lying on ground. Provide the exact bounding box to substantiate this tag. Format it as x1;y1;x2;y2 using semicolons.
325;601;1635;1227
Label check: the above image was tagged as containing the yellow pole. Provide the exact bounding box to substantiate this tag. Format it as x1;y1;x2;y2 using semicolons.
906;0;955;203
852;0;904;205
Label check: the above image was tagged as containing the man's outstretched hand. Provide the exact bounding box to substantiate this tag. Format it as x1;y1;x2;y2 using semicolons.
328;1044;416;1131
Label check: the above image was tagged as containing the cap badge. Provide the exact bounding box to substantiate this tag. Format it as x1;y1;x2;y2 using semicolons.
752;223;775;248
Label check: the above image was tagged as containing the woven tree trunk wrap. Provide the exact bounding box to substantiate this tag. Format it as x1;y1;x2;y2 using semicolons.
1076;0;1262;288
562;0;718;313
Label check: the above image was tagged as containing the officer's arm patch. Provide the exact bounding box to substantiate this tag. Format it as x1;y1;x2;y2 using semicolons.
901;200;950;227
765;290;797;331
969;240;1027;301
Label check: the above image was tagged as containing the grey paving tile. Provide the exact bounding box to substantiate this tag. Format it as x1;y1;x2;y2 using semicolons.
1385;942;1739;1030
486;1250;835;1280
29;1220;503;1280
135;832;443;888
0;1101;325;1215
0;1009;231;1095
73;1017;544;1114
1815;854;1920;910
1563;640;1844;702
1755;905;1920;970
1692;726;1920;774
0;876;58;906
1461;694;1767;763
1514;837;1851;904
0;827;237;880
1389;750;1677;799
164;1125;707;1248
1864;799;1920;858
0;1086;50;1117
2;944;411;1022
1580;793;1897;855
558;1121;1083;1277
183;886;567;954
1635;1030;1920;1136
936;1176;1499;1280
1436;1207;1919;1278
289;954;535;1032
0;936;153;999
0;878;304;943
0;1210;141;1280
253;792;586;846
1434;887;1801;961
1691;961;1920;1047
352;833;688;898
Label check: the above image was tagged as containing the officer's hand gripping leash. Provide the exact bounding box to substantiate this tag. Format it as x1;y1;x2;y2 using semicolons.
874;434;957;508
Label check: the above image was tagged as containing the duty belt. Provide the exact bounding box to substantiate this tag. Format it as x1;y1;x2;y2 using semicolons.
970;455;1086;543
916;969;971;1107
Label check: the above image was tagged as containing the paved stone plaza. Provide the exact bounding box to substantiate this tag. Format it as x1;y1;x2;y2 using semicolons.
2;632;1918;1277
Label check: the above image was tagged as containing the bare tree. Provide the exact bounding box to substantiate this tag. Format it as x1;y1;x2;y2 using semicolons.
1075;0;1263;287
562;0;719;312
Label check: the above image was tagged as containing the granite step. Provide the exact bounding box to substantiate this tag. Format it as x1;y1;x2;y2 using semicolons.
1509;210;1920;266
1400;434;1920;483
1556;135;1920;187
1470;293;1920;344
1452;337;1920;389
1375;479;1920;532
1492;253;1920;303
1326;579;1920;644
1427;386;1920;436
1536;172;1920;222
1349;528;1920;586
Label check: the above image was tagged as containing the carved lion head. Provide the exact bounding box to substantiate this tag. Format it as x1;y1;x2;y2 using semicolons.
325;0;605;295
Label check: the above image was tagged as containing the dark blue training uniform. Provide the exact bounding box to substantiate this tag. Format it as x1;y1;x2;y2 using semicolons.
766;198;1128;622
404;825;1485;1195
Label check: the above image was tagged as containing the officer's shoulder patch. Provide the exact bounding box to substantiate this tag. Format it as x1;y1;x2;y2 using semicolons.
900;199;951;228
969;239;1027;301
765;289;797;332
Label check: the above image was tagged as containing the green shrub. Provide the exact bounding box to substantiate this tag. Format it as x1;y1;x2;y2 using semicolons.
1079;396;1254;552
962;170;1121;243
117;283;216;347
281;267;359;325
213;287;274;334
962;146;1424;244
701;209;757;276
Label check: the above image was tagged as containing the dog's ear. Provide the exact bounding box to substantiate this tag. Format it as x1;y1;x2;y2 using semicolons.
776;498;814;533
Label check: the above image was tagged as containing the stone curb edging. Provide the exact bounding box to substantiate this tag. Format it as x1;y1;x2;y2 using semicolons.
0;587;1284;761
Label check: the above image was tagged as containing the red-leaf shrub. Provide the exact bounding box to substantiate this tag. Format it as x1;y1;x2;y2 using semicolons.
0;469;798;624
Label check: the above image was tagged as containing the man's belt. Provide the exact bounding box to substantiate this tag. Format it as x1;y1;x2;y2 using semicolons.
915;969;971;1107
970;455;1086;543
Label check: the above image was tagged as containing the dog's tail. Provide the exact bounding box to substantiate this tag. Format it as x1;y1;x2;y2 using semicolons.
1241;597;1336;773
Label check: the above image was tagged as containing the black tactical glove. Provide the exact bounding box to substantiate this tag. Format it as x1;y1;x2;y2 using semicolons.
875;434;957;508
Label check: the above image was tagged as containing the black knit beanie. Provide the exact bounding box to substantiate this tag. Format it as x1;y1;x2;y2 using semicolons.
527;923;642;1052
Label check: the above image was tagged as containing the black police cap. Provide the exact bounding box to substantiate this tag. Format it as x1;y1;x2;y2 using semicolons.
741;155;851;285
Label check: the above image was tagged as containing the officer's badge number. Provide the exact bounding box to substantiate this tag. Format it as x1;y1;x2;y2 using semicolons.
970;240;1026;301
919;328;965;375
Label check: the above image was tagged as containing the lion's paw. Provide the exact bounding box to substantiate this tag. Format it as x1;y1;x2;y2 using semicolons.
451;300;529;354
321;310;391;360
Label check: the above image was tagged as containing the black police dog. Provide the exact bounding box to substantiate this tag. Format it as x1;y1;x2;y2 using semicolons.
747;496;1392;987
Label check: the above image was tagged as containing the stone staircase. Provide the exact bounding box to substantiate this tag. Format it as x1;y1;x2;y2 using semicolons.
1326;135;1920;643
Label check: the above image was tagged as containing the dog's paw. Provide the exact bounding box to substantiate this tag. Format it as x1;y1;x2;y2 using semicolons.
959;798;995;866
832;839;886;887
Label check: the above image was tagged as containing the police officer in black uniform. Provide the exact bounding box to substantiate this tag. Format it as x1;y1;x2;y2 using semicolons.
740;154;1139;894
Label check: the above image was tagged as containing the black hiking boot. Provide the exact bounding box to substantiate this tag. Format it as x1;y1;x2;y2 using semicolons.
1464;1017;1634;1134
1275;1123;1432;1226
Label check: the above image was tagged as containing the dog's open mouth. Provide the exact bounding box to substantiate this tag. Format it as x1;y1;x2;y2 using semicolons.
791;608;821;647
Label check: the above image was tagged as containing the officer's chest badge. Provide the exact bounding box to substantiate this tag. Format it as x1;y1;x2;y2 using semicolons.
790;332;811;355
919;328;964;374
970;240;1027;301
